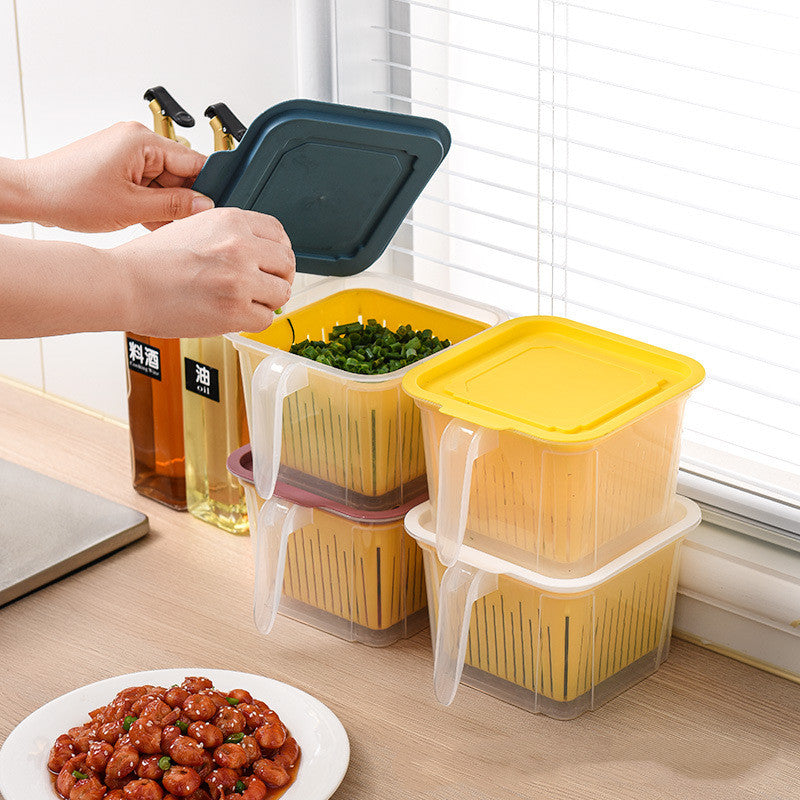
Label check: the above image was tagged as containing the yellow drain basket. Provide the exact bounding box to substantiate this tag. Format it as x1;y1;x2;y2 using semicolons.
226;274;507;511
229;446;428;646
406;497;701;719
403;316;705;577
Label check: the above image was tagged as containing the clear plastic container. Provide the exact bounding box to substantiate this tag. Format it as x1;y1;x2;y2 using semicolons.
405;497;701;719
402;316;705;577
228;445;429;646
226;273;507;510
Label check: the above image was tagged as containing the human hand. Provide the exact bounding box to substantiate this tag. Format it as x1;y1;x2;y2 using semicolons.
113;208;295;338
20;122;213;233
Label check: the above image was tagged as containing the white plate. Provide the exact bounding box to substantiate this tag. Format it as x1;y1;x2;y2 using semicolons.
0;669;349;800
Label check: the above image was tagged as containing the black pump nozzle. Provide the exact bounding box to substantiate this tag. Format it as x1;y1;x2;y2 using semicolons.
204;102;247;142
144;86;195;128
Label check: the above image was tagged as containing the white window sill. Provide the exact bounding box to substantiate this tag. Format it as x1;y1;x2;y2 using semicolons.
675;518;800;682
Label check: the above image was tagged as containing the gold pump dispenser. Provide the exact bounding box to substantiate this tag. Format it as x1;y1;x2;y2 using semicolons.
180;102;250;533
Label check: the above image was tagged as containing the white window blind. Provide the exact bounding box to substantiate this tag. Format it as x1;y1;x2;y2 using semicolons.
332;0;800;531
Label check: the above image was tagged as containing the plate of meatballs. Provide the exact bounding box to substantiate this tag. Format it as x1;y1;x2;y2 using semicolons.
0;669;349;800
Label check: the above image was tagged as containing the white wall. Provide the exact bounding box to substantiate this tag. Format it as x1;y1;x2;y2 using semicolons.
0;0;302;420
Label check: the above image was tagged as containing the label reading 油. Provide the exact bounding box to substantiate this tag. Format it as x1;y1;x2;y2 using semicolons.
184;357;220;402
127;337;161;381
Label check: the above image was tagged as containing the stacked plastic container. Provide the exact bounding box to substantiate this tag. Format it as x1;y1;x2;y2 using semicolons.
402;316;705;718
190;98;507;644
227;274;507;645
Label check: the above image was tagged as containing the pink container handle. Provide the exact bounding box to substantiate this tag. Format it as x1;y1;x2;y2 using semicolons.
252;497;313;635
435;419;498;566
251;354;308;500
433;563;498;706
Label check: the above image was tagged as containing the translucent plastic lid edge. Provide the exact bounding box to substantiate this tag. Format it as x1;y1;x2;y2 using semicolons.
404;496;702;592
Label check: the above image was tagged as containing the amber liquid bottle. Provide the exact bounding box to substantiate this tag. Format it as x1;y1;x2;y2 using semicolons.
126;87;194;509
127;336;186;508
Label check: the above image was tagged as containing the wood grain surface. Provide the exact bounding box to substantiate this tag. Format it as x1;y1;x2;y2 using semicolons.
0;380;798;799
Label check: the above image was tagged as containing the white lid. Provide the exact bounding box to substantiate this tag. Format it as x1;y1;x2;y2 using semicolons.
404;496;701;593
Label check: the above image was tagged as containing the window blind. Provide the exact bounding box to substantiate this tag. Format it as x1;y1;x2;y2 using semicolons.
332;0;800;528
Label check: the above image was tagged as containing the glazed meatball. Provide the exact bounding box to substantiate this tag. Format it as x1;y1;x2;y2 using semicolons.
253;721;286;750
211;708;245;737
252;759;290;789
137;755;166;781
164;687;190;708
273;737;299;769
183;695;217;722
239;776;267;800
180;678;213;694
212;744;248;770
129;718;164;754
48;735;77;772
162;766;202;798
86;741;115;772
105;745;140;781
70;777;106;800
187;722;223;750
167;736;206;767
225;690;252;705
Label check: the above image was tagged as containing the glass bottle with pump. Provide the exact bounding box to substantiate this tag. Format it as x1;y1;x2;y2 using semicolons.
180;103;250;533
126;86;194;509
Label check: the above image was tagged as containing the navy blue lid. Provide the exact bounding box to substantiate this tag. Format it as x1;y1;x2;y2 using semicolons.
192;99;450;276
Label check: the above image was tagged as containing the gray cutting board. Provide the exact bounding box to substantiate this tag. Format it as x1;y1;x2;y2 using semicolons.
0;459;148;606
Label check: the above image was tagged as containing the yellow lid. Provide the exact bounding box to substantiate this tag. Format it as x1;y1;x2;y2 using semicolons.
402;316;705;443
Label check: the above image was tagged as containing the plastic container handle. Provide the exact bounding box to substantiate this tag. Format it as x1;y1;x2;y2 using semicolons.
433;563;498;706
251;354;308;499
252;497;314;634
435;420;498;566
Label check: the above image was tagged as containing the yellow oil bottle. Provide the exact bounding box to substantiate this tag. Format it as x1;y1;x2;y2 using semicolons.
181;103;250;533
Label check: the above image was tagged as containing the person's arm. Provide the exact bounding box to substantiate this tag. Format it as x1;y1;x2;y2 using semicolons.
0;158;32;225
0;122;214;231
0;208;295;339
0;235;128;337
0;122;295;339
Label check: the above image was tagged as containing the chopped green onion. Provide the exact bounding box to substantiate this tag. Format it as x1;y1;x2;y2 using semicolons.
289;320;450;375
175;720;188;733
234;780;246;793
122;715;136;732
158;756;171;771
226;697;240;706
225;732;245;743
72;771;87;780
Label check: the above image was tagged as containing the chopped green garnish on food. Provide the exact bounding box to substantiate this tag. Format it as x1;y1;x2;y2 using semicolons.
225;732;245;743
72;771;87;780
289;319;451;375
226;697;240;706
234;780;246;793
122;715;136;732
158;756;171;771
175;720;189;733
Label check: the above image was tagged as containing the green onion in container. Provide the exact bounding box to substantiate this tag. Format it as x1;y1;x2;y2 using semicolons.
289;319;450;375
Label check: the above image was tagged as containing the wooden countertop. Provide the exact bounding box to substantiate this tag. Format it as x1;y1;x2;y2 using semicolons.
1;379;799;800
